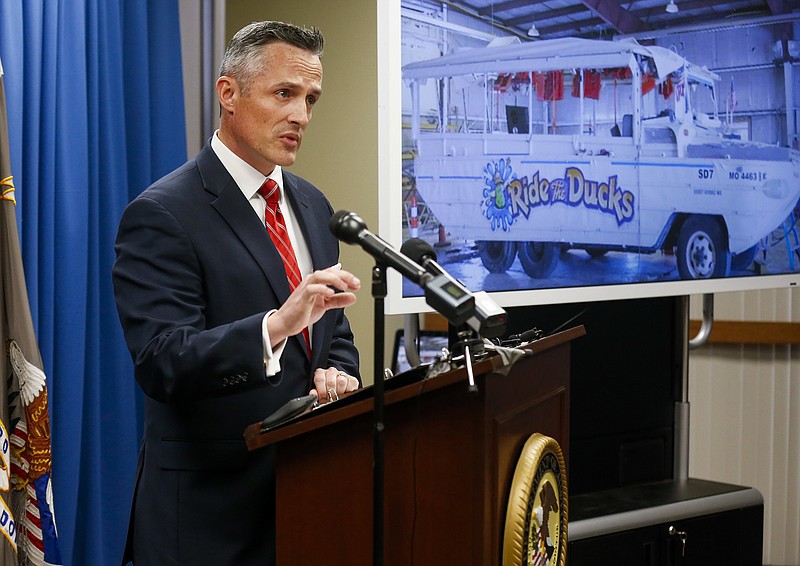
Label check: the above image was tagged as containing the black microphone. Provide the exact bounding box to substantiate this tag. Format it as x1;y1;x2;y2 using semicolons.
400;238;446;279
401;238;508;338
330;211;476;326
329;210;432;286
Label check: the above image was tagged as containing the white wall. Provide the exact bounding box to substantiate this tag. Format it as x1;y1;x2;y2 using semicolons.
689;288;800;565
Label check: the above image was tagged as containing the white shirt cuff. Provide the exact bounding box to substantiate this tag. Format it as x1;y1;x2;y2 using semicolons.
262;310;287;376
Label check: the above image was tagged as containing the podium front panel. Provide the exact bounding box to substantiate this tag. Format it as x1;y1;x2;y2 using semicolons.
251;328;581;565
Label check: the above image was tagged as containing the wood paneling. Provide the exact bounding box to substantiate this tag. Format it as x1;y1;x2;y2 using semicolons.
689;320;800;344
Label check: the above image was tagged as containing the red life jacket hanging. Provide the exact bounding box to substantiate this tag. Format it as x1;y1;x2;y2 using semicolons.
534;70;564;101
494;73;513;93
642;72;656;95
659;75;674;99
571;70;602;100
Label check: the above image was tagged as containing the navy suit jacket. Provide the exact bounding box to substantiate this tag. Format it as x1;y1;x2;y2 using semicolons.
112;143;360;565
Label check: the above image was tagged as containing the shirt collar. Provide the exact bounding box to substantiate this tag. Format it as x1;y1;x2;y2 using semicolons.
211;132;283;202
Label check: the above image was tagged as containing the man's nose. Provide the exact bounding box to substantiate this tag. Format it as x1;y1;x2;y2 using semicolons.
288;98;311;126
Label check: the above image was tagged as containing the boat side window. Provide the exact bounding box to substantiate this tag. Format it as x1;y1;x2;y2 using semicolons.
644;126;677;144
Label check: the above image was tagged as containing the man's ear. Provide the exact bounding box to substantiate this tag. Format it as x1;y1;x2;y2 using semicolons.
217;76;238;113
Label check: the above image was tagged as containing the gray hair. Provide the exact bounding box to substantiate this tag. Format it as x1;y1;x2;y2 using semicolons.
219;21;324;92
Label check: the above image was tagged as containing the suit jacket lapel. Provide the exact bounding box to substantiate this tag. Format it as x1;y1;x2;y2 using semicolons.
282;173;324;270
283;173;328;364
197;145;294;306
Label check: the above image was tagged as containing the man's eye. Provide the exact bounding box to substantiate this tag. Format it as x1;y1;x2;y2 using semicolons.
277;90;289;98
306;96;318;106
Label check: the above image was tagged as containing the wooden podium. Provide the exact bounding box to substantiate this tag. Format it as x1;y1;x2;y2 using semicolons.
245;326;583;565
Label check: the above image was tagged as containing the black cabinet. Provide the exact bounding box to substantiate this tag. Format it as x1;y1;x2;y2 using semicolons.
506;299;764;562
506;297;682;495
568;479;763;565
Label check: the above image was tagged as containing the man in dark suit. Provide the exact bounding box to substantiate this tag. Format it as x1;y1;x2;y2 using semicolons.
112;21;361;565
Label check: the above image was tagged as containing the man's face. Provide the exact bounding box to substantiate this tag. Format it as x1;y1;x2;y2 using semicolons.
217;42;323;175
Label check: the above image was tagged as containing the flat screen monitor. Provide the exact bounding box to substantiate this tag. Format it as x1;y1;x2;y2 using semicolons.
391;329;449;375
379;2;800;315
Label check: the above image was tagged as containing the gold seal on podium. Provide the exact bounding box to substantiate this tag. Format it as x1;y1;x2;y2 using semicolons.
503;433;568;566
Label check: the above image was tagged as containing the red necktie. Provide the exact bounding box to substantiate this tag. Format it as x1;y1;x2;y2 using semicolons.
259;178;311;356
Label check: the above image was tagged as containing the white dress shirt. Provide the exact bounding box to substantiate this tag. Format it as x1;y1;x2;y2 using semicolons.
211;132;314;376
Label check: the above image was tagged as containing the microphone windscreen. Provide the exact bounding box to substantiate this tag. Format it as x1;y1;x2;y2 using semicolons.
400;237;436;264
329;210;365;244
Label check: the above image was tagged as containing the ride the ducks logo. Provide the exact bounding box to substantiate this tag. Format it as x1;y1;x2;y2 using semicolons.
482;158;635;230
481;158;516;232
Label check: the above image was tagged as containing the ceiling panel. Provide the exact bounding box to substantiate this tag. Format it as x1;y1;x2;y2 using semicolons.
441;0;797;40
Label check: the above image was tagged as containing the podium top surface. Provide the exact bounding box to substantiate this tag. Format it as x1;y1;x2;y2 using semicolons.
244;325;585;451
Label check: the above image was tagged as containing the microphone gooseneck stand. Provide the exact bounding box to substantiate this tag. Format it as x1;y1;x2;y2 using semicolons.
451;326;483;393
329;210;506;563
371;262;386;566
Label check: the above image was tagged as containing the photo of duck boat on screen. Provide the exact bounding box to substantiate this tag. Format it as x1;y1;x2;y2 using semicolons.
379;1;800;313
